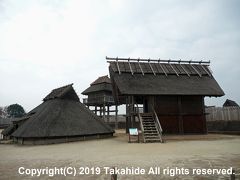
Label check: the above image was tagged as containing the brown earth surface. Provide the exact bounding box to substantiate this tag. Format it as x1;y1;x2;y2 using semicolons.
0;130;240;180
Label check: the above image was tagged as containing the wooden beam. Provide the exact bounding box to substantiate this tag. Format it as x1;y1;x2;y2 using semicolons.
106;56;210;65
138;59;144;75
158;60;167;76
179;63;190;77
128;58;134;75
190;64;202;77
201;65;211;77
169;62;179;76
148;59;156;75
116;57;121;75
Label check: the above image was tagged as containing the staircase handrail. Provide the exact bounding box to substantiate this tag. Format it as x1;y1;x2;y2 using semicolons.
153;110;163;143
136;104;146;143
151;104;163;143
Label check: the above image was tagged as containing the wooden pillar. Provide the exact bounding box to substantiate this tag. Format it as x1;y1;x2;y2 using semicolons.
202;96;207;134
107;105;110;123
131;96;135;128
115;105;118;129
100;106;102;116
95;106;97;115
126;96;129;133
103;103;106;121
178;96;184;134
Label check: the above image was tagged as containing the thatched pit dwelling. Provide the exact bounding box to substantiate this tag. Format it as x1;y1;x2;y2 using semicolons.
107;57;224;135
5;84;114;145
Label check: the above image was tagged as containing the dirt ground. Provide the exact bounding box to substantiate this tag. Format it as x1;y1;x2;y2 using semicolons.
0;130;240;180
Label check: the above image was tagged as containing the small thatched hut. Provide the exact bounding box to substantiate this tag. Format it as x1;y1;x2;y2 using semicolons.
223;99;239;107
3;84;114;145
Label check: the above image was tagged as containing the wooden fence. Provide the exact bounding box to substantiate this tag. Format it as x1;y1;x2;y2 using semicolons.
205;106;240;121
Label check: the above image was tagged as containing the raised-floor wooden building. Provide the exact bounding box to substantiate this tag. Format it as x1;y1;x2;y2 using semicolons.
107;57;224;139
82;75;119;127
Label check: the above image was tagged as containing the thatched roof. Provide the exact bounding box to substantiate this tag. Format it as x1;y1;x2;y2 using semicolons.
0;117;12;125
0;117;12;129
1;124;14;136
91;75;111;85
108;59;224;97
1;116;31;136
11;84;114;138
82;75;112;95
43;83;79;102
223;99;239;107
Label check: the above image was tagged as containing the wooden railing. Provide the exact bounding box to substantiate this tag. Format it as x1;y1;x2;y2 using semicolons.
137;113;146;143
135;104;145;143
152;108;163;143
83;95;115;104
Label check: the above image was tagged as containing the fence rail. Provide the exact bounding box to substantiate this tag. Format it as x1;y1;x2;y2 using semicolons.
205;106;240;121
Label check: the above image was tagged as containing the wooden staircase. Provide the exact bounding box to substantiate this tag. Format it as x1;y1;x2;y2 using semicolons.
139;112;163;143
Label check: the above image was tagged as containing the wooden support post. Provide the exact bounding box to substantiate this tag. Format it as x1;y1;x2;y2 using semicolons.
100;106;102;116
94;106;97;115
107;106;110;123
178;96;184;134
111;167;117;180
115;105;118;129
231;169;235;180
103;103;106;121
202;96;207;134
126;96;130;133
131;96;135;128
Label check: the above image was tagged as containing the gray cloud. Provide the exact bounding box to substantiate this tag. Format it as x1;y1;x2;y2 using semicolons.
0;0;239;111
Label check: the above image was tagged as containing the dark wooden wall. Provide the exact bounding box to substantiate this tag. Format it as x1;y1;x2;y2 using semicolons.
153;95;206;134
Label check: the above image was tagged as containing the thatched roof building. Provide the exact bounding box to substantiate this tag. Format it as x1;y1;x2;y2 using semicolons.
5;84;114;144
82;75;112;96
107;57;224;135
82;75;119;128
82;75;114;106
223;99;239;107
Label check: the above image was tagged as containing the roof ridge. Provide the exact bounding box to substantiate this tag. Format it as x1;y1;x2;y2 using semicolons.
43;83;77;101
90;75;111;85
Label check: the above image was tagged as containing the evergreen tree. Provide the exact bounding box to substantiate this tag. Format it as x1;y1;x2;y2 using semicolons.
7;104;26;118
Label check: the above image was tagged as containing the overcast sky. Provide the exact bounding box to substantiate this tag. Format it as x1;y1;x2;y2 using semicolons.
0;0;239;112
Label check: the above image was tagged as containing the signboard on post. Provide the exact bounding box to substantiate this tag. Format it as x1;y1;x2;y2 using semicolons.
129;128;139;136
128;128;139;143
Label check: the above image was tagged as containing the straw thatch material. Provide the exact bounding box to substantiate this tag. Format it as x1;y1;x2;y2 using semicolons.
82;75;112;95
90;75;111;85
223;99;239;107
10;84;114;144
82;83;112;95
12;99;113;137
109;62;224;97
43;83;79;102
0;117;12;128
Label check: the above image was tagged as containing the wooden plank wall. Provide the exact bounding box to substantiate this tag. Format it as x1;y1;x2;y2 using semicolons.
155;95;206;134
206;106;240;121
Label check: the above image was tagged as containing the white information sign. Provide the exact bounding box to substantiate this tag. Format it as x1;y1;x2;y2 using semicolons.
129;128;138;136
